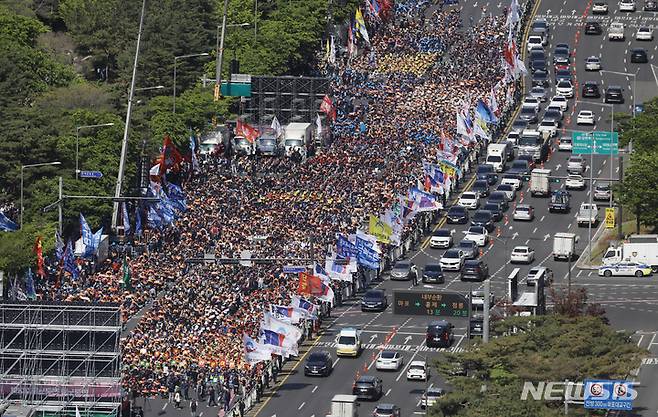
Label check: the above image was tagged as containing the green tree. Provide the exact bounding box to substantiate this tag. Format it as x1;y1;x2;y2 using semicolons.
0;222;56;276
616;151;658;230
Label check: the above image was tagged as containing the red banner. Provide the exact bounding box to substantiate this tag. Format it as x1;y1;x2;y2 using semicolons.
34;236;46;278
298;272;326;296
236;120;260;143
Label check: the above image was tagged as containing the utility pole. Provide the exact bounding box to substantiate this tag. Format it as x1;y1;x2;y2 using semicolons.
112;0;147;232
567;250;572;296
617;157;623;239
483;279;490;343
58;177;63;235
215;0;230;101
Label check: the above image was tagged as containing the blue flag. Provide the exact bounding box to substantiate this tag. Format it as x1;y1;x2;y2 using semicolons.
355;236;380;270
135;208;142;237
55;231;65;261
0;211;18;232
63;240;79;279
84;228;103;257
79;213;93;246
25;268;36;300
166;182;187;213
122;202;131;235
147;206;164;229
476;99;498;124
336;234;358;258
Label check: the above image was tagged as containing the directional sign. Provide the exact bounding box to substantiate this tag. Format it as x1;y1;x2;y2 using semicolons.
393;290;469;317
605;208;616;229
572;131;619;155
584;380;636;411
79;170;103;179
283;265;307;274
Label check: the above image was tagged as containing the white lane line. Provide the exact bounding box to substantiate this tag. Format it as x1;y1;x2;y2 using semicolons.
396;341;425;382
162;403;168;411
532;227;538;233
385;388;392;396
540;215;545;222
298;402;305;410
577;269;583;277
333;358;341;367
649;333;658;347
312;386;318;393
637;335;645;347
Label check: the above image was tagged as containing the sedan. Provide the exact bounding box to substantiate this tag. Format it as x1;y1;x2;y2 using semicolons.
567;155;586;174
510;246;535;264
440;249;466;271
565;174;586;190
373;404;401;417
422;263;444;284
594;182;612;201
463;226;489;247
429;228;454;249
538;119;558;138
636;27;653;41
599;262;652;277
630;48;648;63
529;86;547;102
390;261;418;281
585;21;603;35
549;95;568;111
458;191;480;209
513;204;535;221
519;106;539;124
555;69;573;83
361;289;388;312
619;0;636;11
421;387;446;409
577;110;595;125
457;239;479;259
496;183;517;201
523;96;542;110
406;361;428;381
645;0;658;10
304;351;333;376
556;80;574;98
605;86;625;103
592;1;609;13
446;205;469;224
375;351;403;371
585;56;602;71
558;137;573;151
582;81;600;98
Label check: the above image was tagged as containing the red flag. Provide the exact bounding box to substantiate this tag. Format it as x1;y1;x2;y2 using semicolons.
236;120;260;143
34;236;46;278
424;175;432;193
158;136;184;175
320;95;337;121
298;272;326;296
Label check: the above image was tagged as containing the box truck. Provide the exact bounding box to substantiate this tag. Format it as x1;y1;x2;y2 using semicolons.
284;122;314;158
602;234;658;272
529;168;551;197
553;232;578;261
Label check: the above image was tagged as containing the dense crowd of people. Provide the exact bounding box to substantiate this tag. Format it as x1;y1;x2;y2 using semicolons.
27;0;522;409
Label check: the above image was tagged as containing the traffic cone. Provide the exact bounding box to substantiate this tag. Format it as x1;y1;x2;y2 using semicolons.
364;362;369;372
504;215;509;225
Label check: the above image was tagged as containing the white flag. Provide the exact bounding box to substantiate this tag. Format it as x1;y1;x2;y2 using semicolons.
316;114;322;136
506;0;520;27
243;334;272;365
329;35;336;64
271;116;283;138
261;312;302;342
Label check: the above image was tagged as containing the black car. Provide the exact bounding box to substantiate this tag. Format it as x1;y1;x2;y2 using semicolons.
531;59;547;73
488;191;509;211
519;106;539;124
543;110;563;126
529;49;546;63
511;119;528;133
471;210;495;232
460;260;490;282
555;69;572;83
605;86;624;104
646;0;658;10
531;69;549;87
548;190;570;213
553;47;570;65
426;320;455;348
585;21;602;35
304;351;333;376
472;179;490;198
582;81;600;98
476;164;498;185
508;160;530;176
457;239;479;260
630;48;648;63
446;205;469;224
361;289;388;312
353;376;383;400
422;263;444;284
483;202;503;222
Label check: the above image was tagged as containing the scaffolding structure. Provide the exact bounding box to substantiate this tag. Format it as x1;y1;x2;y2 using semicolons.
0;302;121;417
244;75;331;125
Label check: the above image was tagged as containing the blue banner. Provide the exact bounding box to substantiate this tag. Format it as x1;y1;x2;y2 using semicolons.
0;211;18;232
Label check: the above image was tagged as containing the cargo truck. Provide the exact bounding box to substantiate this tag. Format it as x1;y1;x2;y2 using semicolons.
553;232;579;261
529;168;551;197
602;234;658;272
576;203;599;227
283;122;314;158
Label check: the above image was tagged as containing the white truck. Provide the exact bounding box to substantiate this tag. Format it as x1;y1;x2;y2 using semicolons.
529;168;551;197
553;232;579;261
327;394;359;417
485;143;509;172
602;234;658;272
576;203;599;227
284;122;314;158
608;22;625;41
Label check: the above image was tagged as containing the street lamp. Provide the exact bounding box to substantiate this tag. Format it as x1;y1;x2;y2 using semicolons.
215;18;251;101
173;52;210;114
135;85;165;92
20;161;62;229
75;123;115;179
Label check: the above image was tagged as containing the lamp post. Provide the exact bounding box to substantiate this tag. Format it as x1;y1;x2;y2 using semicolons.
20;161;62;229
173;52;210;114
214;19;251;101
75;123;114;179
135;85;165;93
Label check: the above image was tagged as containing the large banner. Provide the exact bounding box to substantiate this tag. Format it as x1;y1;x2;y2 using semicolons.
368;214;393;244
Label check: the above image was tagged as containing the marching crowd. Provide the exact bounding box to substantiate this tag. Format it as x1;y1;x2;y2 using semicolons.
30;0;520;410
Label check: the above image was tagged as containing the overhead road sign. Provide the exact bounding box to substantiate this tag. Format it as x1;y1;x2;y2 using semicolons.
572;131;619;155
584;380;636;411
393;290;469;317
79;170;103;179
221;82;252;97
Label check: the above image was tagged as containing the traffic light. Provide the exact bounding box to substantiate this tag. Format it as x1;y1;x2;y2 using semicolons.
549;178;561;183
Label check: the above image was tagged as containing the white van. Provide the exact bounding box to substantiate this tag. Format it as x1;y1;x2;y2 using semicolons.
335;328;361;357
485;143;509;172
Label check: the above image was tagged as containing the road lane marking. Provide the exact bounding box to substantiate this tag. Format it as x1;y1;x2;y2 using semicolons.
312;386;318;393
396;341;426;381
385;388;392;396
333;358;340;367
298;402;305;410
637;335;645;347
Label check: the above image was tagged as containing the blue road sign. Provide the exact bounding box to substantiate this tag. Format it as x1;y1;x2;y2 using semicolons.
79;170;103;179
584;380;636;411
283;265;307;274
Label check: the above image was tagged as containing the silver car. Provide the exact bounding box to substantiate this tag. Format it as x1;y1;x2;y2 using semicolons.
390;261;418;281
529;86;547;102
567;155;586;174
513;204;535;221
593;182;612;200
585;56;602;71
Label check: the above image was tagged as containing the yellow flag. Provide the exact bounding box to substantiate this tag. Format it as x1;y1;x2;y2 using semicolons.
369;214;392;244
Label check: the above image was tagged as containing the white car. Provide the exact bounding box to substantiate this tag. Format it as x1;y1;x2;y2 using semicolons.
526;35;546;52
421;387;445;409
585;56;602;71
556;81;574;98
429;229;454;249
599;262;652;277
565;174;586;190
609;22;625;40
577;110;595;125
636;27;653;41
549;95;568;111
501;175;522;190
458;192;480;209
538;120;558;138
558;137;573;151
463;226;489;247
510;246;535;264
440;249;466;271
592;1;609;13
406;361;428;381
523;96;542;111
375;350;404;371
619;0;636;11
513;204;535;221
496;184;516;201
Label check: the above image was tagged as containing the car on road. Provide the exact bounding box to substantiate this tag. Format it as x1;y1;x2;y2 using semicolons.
470;290;495;310
593;1;609;13
558;136;573;151
555;68;573;83
421;387;446;409
605;85;624;103
567;155;586;174
352;375;383;401
585;20;603;35
531;18;550;38
471;209;495;232
476;164;498;185
508;159;530;176
446;205;469;224
553;47;570;66
460;259;490;282
556;80;574;98
619;0;636;11
407;361;429;381
549;190;571;212
577;110;595;125
422;263;444;284
526;267;554;286
440;249;466;271
566;174;586;190
636;27;653;41
373;403;401;417
304;351;333;376
526;35;546;52
594;182;612;201
544;107;564;124
582;81;601;98
529;86;547;102
483;202;504;222
429;228;454;249
532;69;549;87
511;246;535;264
361;289;388;312
496;183;517;201
457;239;479;259
390;260;418;281
472;179;490;198
512;119;529;133
630;48;648;63
458;191;480;209
530;59;547;73
375;350;403;371
463;226;489;247
645;0;658;10
513;204;535;221
517;154;536;170
336;328;361;357
585;56;602;71
538;119;558;138
507;130;520;145
426;320;455;348
488;191;510;211
519;105;539;124
501;173;522;190
523;96;542;110
549;95;568;111
599;262;652;277
608;22;625;40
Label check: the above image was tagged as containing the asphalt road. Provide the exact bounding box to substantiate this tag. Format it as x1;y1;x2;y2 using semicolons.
142;1;658;417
